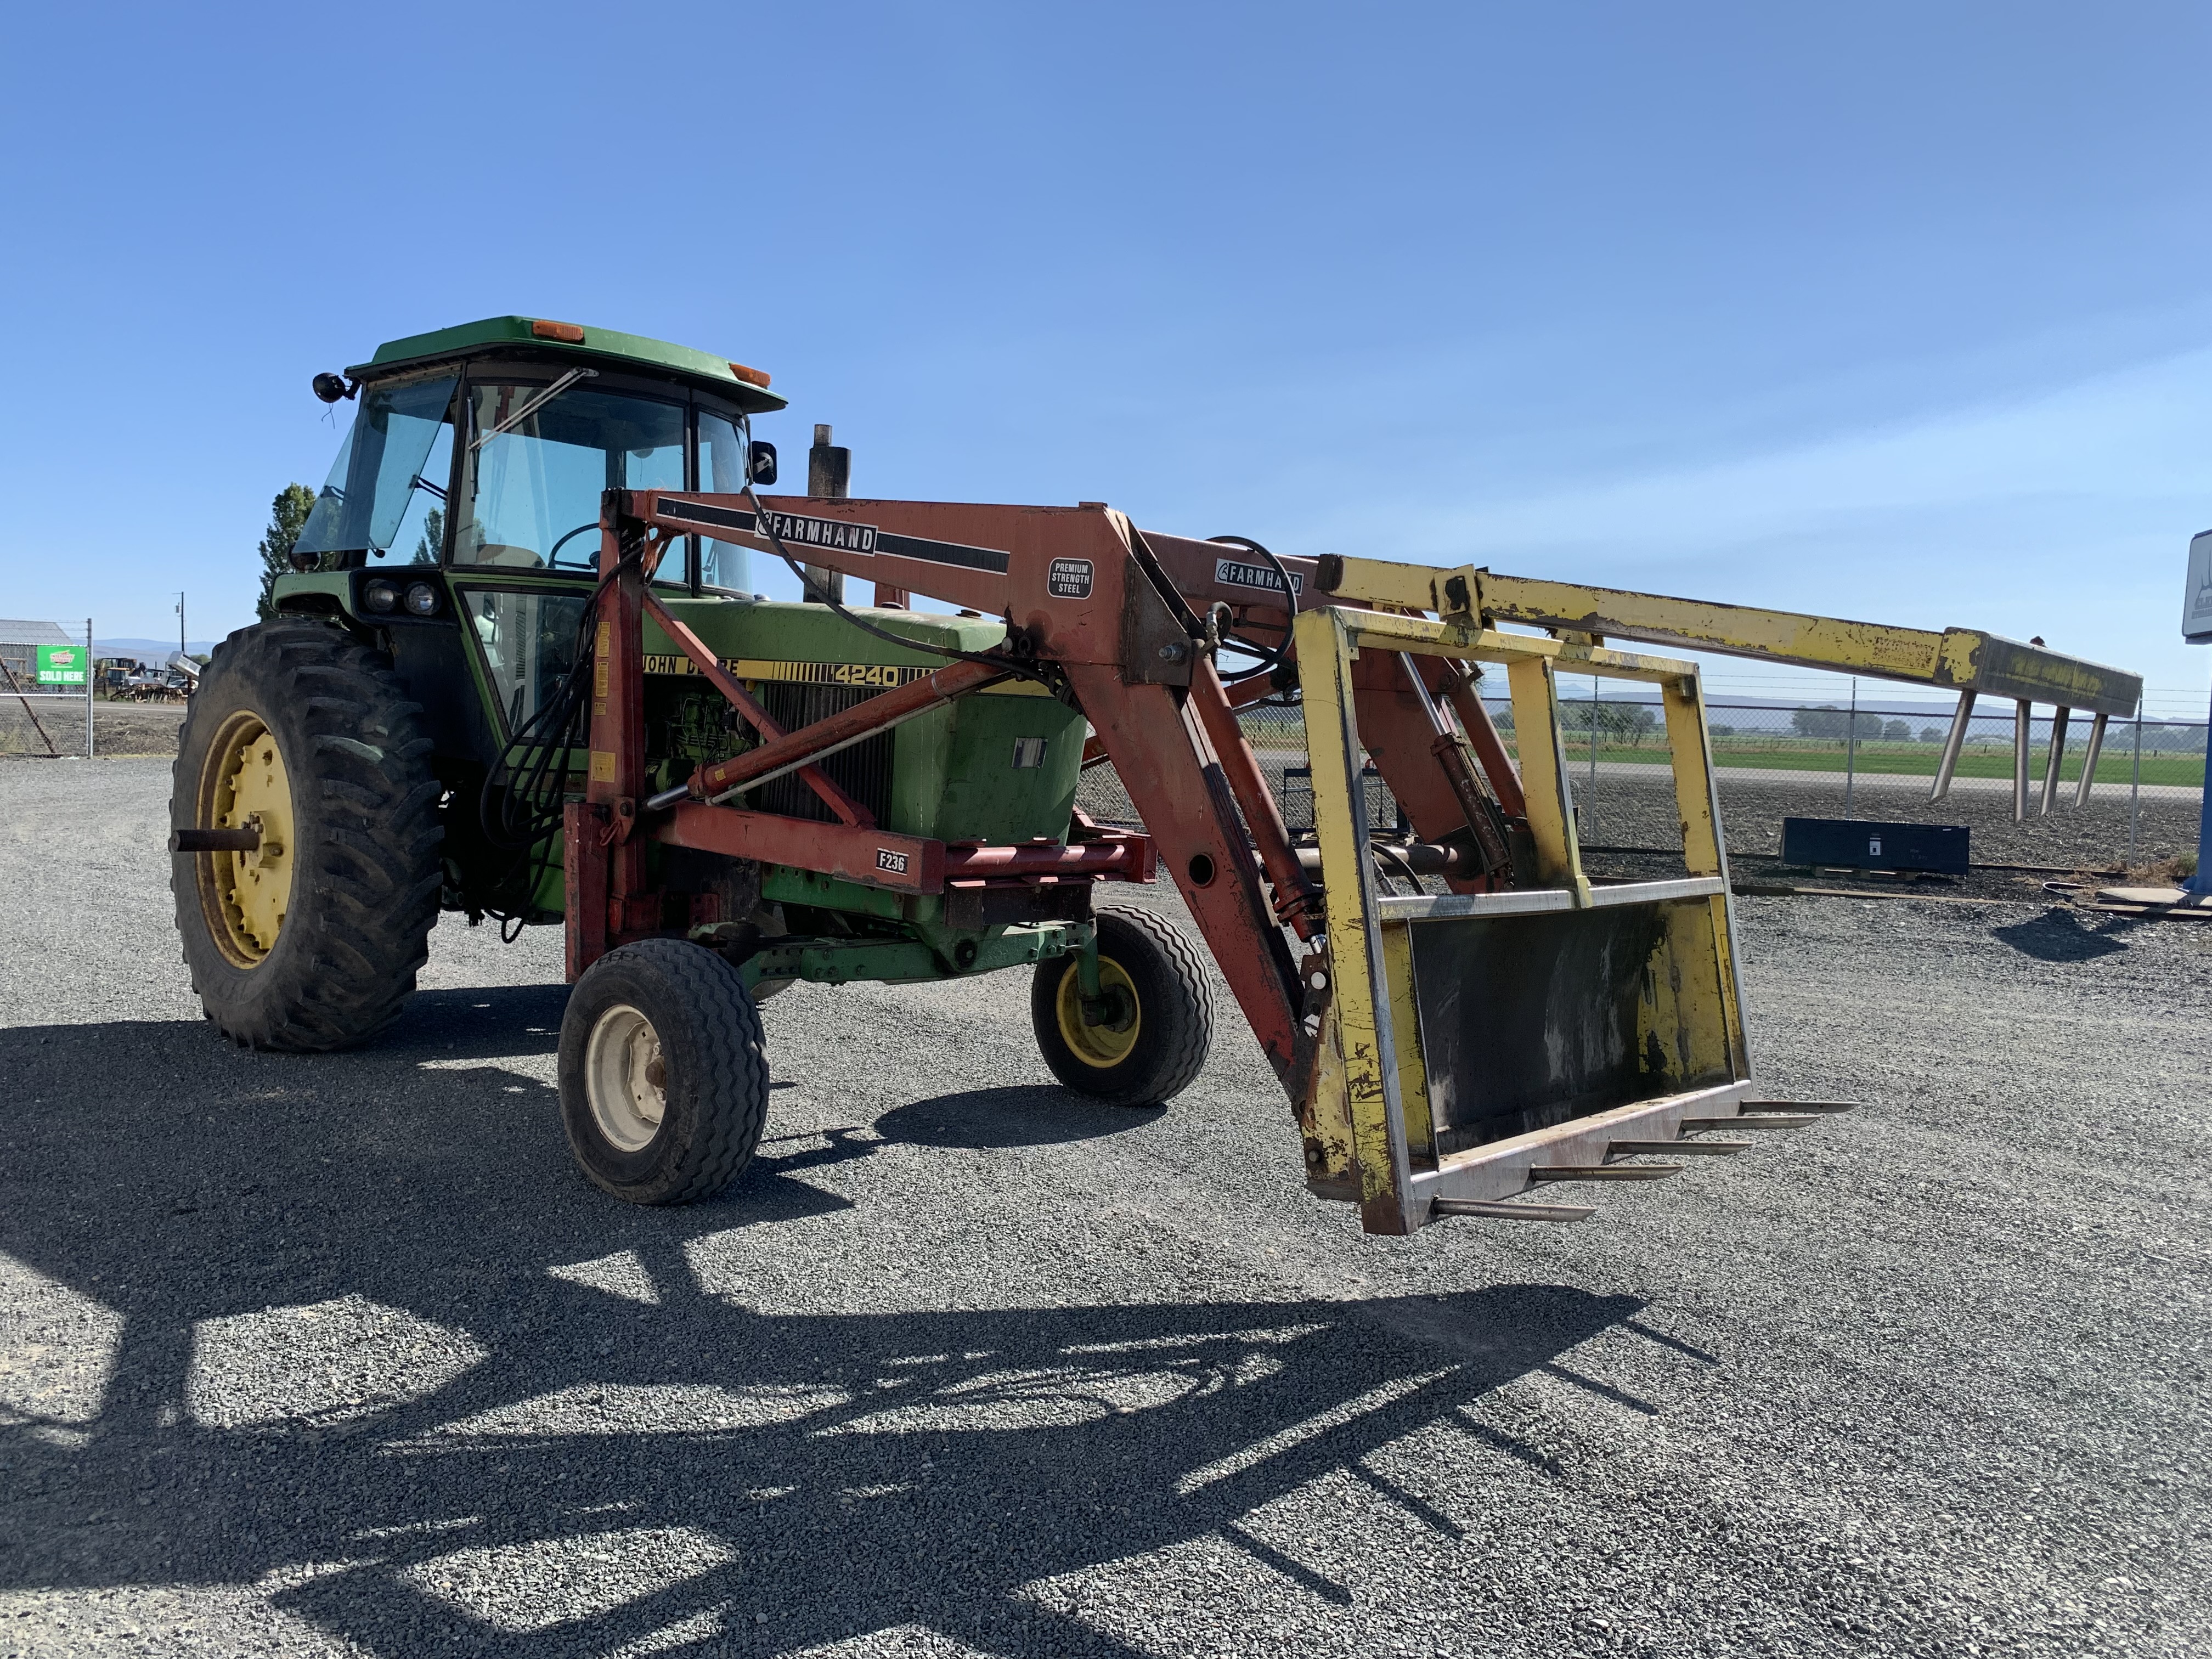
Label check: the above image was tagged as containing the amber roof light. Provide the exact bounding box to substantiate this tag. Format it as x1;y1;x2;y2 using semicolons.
530;319;586;343
729;362;771;388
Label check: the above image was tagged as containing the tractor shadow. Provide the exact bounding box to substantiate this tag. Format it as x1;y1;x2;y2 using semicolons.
1990;907;2131;963
0;1008;1669;1657
876;1085;1166;1149
377;982;571;1059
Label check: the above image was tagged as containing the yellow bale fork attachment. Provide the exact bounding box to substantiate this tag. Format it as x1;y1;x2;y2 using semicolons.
1291;602;1815;1236
1312;556;2144;822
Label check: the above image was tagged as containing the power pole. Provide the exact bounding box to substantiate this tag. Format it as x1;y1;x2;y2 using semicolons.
176;592;187;663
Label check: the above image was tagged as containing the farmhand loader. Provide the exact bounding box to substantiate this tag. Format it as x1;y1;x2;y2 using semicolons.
171;317;2140;1235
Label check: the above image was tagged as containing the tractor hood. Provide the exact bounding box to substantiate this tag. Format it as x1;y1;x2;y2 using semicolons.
640;594;1016;676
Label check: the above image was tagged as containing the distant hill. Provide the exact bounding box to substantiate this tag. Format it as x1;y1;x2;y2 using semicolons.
95;638;222;661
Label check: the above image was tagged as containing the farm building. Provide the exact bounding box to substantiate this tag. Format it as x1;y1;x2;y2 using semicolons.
0;619;75;685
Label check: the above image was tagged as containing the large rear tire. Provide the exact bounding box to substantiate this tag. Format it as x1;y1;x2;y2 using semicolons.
558;940;770;1205
1030;906;1214;1107
171;622;443;1051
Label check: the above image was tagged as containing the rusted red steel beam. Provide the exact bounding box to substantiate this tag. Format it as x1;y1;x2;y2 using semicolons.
572;523;653;975
1131;526;1531;821
1080;667;1280;770
684;658;1008;803
941;836;1154;879
1136;529;1316;646
639;589;872;826
628;490;1310;1091
563;801;608;981
1350;650;1483;888
1186;656;1322;939
1068;664;1307;1090
653;802;946;895
1438;663;1525;820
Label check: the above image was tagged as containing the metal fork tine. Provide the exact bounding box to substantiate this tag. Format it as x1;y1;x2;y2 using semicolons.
1432;1198;1595;1223
1681;1114;1821;1130
1609;1139;1750;1156
1530;1165;1683;1182
1741;1099;1859;1114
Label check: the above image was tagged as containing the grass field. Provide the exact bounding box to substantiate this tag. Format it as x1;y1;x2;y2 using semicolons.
1559;736;2208;786
1239;715;2207;788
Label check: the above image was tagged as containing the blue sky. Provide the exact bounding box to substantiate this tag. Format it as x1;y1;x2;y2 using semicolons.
2;2;2205;712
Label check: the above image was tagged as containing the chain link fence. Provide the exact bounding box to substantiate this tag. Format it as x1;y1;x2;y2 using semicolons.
1073;690;2208;873
0;693;189;758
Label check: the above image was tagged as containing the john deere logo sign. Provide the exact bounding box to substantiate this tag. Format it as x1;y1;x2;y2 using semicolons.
34;645;86;686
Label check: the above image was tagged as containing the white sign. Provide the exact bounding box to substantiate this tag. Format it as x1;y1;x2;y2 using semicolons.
2186;529;2212;643
1214;556;1302;596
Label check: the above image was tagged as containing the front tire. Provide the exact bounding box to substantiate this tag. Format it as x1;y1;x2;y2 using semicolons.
171;622;443;1050
558;940;770;1205
1031;906;1214;1107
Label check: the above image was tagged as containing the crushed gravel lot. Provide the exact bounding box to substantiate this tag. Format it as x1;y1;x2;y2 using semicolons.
2;758;2207;1658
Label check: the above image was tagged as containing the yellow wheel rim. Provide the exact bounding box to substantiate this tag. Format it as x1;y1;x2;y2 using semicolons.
196;710;296;967
1054;956;1141;1069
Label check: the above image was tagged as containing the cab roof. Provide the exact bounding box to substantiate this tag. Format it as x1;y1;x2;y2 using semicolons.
347;316;787;414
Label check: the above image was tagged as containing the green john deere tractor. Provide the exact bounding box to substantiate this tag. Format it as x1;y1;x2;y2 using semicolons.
173;316;1211;1203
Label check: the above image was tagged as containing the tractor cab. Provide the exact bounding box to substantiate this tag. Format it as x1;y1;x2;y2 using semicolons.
291;316;786;591
259;316;1088;948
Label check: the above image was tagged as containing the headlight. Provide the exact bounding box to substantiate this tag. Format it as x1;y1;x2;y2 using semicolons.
363;580;399;614
403;582;439;617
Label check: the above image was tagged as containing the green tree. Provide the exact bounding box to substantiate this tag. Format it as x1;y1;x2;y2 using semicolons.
255;483;319;620
410;507;444;566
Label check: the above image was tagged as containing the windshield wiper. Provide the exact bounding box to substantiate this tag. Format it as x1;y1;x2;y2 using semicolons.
470;367;598;452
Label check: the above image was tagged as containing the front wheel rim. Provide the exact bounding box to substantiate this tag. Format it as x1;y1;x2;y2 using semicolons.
1054;957;1142;1069
584;1002;668;1152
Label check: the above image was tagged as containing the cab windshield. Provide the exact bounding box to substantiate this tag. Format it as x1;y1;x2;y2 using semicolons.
454;382;686;573
292;368;756;589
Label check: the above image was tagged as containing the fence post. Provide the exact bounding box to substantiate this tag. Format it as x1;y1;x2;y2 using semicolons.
83;617;93;759
2128;709;2141;868
1843;675;1859;816
2191;679;2212;896
1587;676;1599;840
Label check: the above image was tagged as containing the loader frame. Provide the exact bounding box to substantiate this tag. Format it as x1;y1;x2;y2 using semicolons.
567;486;1781;1234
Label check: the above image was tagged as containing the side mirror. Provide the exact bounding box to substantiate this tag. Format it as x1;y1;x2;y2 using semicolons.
747;442;778;487
312;372;357;404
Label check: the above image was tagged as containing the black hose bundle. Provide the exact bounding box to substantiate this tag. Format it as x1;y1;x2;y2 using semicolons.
475;555;630;939
1206;534;1300;683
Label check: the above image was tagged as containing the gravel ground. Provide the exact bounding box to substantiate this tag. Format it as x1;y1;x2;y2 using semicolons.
2;759;2208;1658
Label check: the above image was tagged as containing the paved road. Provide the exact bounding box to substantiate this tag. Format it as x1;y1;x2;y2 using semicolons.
2;759;2206;1657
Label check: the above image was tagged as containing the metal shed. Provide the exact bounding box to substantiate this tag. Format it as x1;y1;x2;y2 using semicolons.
0;619;74;685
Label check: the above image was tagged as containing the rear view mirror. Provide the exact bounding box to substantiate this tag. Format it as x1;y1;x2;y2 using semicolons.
748;442;778;487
